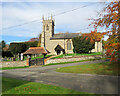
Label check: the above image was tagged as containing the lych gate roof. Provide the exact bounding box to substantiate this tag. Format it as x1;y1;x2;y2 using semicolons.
50;33;81;40
23;47;49;55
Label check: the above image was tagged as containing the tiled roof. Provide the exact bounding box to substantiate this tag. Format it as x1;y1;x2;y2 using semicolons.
23;47;49;55
50;33;81;39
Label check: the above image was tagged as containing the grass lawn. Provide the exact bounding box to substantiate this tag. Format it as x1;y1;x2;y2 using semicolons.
52;52;102;59
56;62;119;76
0;66;29;70
2;77;99;95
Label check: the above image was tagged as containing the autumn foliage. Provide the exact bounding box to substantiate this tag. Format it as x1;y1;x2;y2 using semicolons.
82;29;106;44
89;1;120;63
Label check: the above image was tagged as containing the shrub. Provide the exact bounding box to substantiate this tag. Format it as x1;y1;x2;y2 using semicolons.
2;51;13;58
72;36;94;54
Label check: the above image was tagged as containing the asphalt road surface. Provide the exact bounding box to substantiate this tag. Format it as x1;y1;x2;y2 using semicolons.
2;60;119;94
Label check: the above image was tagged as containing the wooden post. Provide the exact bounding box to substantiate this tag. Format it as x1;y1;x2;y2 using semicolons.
43;54;46;65
43;54;45;65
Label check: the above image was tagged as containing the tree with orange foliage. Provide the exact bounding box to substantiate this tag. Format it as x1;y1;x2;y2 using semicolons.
89;1;120;63
89;1;120;73
83;30;106;43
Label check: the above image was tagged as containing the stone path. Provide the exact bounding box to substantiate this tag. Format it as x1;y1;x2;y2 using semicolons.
2;60;119;94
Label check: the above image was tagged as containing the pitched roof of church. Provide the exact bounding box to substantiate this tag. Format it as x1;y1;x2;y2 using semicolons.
50;33;81;40
23;47;49;55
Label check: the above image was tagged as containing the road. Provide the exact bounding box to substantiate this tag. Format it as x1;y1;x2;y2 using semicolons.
2;60;119;94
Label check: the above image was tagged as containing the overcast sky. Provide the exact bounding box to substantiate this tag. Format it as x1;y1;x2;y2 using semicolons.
1;1;108;44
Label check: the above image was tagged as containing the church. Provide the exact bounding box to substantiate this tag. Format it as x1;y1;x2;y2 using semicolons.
41;16;103;55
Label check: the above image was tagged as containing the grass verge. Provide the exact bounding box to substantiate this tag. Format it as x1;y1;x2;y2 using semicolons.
56;62;118;76
0;66;29;70
2;77;99;95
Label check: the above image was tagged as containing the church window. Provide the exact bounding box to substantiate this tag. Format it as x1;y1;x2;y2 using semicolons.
46;24;49;30
67;40;71;50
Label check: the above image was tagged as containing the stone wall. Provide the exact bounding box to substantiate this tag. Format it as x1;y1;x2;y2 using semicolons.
45;55;103;65
0;61;27;68
0;55;103;67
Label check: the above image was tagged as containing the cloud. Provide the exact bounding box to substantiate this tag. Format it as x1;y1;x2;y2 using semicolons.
2;2;105;38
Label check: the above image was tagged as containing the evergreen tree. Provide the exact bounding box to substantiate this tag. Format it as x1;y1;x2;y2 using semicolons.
72;36;94;54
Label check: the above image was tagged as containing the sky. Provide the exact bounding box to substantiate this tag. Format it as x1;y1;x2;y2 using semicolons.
1;1;109;44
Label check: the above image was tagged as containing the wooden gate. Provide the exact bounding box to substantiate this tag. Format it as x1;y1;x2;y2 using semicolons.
30;58;43;66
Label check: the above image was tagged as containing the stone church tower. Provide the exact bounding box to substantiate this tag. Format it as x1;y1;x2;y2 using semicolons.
41;16;54;51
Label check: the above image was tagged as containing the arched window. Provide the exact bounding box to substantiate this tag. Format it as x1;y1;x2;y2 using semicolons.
46;24;49;30
67;40;71;50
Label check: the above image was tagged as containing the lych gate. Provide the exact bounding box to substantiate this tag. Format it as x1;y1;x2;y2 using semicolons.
22;47;49;66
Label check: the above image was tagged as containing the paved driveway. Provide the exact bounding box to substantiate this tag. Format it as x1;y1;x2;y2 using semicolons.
2;60;119;94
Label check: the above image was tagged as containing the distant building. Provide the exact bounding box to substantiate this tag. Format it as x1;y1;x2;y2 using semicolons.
41;16;102;55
